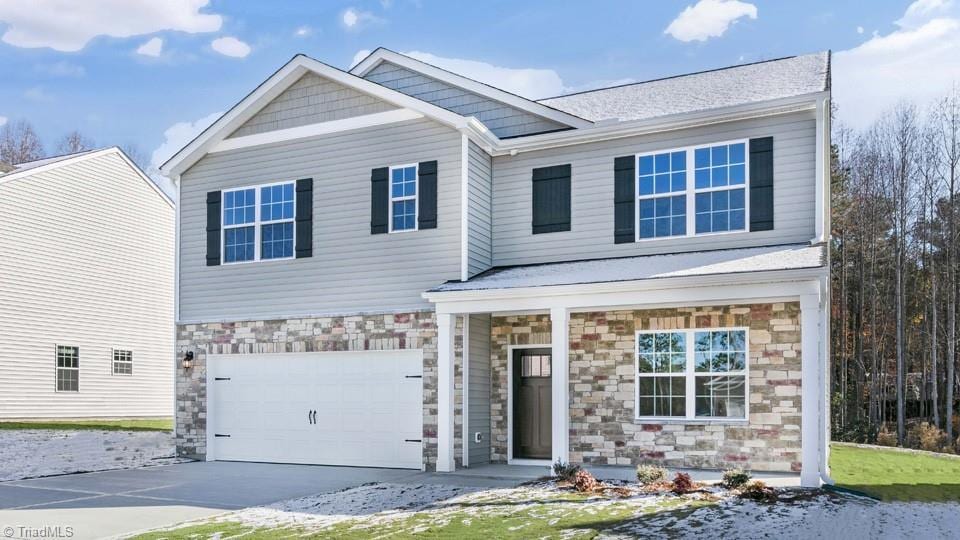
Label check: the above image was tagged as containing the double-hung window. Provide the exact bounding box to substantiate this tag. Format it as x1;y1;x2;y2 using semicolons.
635;139;748;241
222;182;295;263
389;164;417;232
635;328;748;421
56;345;79;392
112;349;133;375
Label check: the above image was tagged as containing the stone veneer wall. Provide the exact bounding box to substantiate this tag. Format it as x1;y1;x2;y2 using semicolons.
175;311;464;471
568;303;802;472
489;314;552;462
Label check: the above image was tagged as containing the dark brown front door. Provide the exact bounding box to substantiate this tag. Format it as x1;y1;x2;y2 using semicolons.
512;348;552;459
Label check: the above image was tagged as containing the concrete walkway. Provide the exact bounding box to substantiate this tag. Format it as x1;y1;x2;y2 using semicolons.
0;461;519;540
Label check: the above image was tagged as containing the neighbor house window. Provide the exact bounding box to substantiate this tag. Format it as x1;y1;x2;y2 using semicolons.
222;182;295;263
56;345;79;392
635;140;748;241
635;328;748;420
389;164;417;232
112;349;133;375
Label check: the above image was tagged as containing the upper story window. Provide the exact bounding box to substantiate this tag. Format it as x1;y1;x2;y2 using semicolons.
635;328;748;421
112;349;133;375
390;164;418;232
635;140;749;242
222;182;295;263
56;345;79;392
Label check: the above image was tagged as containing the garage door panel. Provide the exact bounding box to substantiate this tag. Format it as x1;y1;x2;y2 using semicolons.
209;350;423;469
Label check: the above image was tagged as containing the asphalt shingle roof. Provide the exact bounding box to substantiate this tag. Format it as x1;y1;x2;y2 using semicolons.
538;52;830;123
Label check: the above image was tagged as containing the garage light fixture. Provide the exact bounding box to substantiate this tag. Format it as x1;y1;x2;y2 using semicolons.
182;351;194;371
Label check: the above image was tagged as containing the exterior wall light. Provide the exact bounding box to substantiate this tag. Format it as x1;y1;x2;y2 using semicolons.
182;351;194;370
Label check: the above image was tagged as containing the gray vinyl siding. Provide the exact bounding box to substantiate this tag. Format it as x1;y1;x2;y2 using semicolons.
229;73;398;138
491;111;817;266
0;152;174;418
363;61;567;139
467;141;493;277
179;117;463;322
467;313;491;465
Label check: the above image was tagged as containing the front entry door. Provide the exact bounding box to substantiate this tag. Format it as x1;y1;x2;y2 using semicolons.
512;348;552;460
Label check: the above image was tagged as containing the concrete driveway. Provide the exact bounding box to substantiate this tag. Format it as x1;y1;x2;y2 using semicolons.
0;461;515;539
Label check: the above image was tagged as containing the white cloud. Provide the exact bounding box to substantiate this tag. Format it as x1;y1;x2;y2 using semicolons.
664;0;758;42
833;0;960;129
136;37;163;57
150;111;222;174
342;8;384;30
23;87;53;103
33;61;85;77
211;36;251;58
0;116;7;127
294;25;312;37
856;25;864;34
0;0;221;52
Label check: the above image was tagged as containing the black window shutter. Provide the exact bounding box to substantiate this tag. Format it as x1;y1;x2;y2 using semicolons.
613;156;635;244
531;164;571;234
370;167;389;234
749;137;774;232
418;160;438;230
295;178;313;258
205;190;221;266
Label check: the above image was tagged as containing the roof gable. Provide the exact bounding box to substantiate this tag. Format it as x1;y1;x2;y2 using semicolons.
350;49;592;134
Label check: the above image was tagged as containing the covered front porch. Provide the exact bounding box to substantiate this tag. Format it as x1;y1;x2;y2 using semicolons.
423;244;830;488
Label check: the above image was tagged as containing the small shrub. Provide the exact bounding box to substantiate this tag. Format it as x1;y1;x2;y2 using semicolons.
636;464;668;485
552;459;582;482
720;468;752;489
738;480;777;502
671;472;695;494
906;422;950;452
573;469;599;493
876;428;898;447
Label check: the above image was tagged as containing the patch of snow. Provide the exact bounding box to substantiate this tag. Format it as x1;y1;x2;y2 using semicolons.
539;52;829;122
0;429;177;481
430;243;825;292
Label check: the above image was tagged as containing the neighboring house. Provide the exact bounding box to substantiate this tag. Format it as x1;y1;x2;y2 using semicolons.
0;148;175;419
162;49;831;486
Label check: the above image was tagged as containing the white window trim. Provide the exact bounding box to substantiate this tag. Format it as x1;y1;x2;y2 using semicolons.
112;348;133;376
221;180;297;265
634;327;749;423
55;345;79;393
388;163;419;234
634;138;751;242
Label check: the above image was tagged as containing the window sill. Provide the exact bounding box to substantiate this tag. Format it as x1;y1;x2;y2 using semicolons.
634;418;748;426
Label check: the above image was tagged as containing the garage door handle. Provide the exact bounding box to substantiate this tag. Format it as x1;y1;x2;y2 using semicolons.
404;439;422;443
405;375;422;379
311;410;316;424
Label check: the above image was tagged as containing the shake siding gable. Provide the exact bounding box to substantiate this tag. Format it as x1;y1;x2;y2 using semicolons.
178;117;463;322
491;111;816;266
0;152;174;418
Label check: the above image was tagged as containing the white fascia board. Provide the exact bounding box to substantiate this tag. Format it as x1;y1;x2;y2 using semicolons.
0;147;174;209
487;92;828;157
423;267;826;314
210;109;424;154
350;49;593;129
160;55;472;179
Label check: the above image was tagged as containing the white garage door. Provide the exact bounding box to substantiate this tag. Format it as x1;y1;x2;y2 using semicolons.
208;350;423;469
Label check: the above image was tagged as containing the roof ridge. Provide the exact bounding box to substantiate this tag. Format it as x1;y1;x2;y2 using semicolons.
14;147;101;168
538;52;826;102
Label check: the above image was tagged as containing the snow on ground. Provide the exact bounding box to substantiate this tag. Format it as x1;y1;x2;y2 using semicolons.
0;429;178;481
199;481;960;540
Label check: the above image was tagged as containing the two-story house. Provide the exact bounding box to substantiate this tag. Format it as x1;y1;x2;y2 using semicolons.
0;147;174;419
161;49;831;486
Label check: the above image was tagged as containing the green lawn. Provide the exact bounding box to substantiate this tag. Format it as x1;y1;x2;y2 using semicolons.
0;417;173;432
830;442;960;501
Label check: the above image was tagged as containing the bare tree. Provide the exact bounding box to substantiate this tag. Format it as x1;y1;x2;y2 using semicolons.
938;87;960;441
0;120;44;164
918;120;942;428
55;130;95;155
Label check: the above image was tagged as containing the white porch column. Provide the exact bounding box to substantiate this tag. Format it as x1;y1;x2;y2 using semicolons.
799;293;822;487
436;312;457;472
551;306;570;465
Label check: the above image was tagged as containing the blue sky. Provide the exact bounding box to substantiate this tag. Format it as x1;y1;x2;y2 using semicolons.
1;0;958;194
